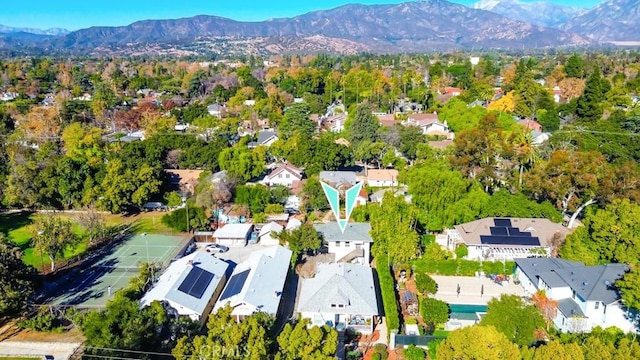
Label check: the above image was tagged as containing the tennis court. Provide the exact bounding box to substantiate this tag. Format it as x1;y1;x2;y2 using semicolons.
46;234;190;308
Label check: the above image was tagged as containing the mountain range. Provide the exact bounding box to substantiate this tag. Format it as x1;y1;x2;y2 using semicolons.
471;0;585;27
0;0;638;56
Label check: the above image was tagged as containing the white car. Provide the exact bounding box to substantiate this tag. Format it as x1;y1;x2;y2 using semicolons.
205;244;229;253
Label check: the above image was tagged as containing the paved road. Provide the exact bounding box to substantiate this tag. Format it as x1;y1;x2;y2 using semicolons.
0;341;81;359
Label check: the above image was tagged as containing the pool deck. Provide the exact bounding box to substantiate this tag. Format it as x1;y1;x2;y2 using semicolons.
431;275;525;305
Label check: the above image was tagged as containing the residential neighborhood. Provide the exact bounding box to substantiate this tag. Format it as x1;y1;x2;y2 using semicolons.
0;44;639;360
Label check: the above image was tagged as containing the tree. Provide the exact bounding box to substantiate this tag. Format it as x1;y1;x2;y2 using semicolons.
348;101;379;147
301;176;328;212
278;103;316;139
369;192;421;263
455;243;468;259
403;345;426;360
161;205;208;232
480;294;545;346
617;267;640;311
234;184;271;215
576;68;607;122
0;235;35;317
527;340;585;360
99;159;162;213
414;273;437;296
276;319;337;360
436;325;520;360
420;297;449;332
75;206;109;247
218;145;267;182
173;306;272;360
531;290;558;332
278;224;322;267
564;54;584;78
32;215;78;272
61;122;104;166
514;131;537;188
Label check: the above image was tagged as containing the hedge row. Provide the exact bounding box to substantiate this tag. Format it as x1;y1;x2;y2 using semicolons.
412;259;515;277
377;265;400;332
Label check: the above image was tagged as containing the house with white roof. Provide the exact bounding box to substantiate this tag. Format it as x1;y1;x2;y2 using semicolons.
258;222;284;246
214;245;292;322
140;251;229;326
264;162;303;188
514;258;636;333
314;222;372;265
213;223;254;247
446;217;571;261
297;262;379;334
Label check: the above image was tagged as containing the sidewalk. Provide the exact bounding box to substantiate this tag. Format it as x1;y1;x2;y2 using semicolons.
0;341;81;359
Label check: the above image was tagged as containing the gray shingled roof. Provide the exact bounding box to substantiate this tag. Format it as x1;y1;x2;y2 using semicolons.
314;222;372;243
214;245;292;315
256;131;278;144
557;298;585;317
319;171;357;187
515;258;584;288
554;264;628;304
297;263;379;315
454;217;571;247
515;258;628;305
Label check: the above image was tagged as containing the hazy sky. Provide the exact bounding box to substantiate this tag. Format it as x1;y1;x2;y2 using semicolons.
0;0;603;30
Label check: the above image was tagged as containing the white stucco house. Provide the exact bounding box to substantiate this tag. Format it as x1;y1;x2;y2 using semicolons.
445;217;571;261
213;223;254;247
514;258;637;333
403;112;454;138
214;245;292;322
297;262;379;334
264;162;303;188
314;222;372;265
258;222;284;246
140;251;229;326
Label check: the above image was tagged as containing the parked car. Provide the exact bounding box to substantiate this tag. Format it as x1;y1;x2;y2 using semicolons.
206;244;229;253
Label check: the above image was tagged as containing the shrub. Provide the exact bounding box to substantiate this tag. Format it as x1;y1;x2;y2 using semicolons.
264;203;284;214
420;297;450;331
415;273;437;296
412;258;515;276
372;344;388;360
455;244;468;259
403;345;427;360
19;311;64;332
377;266;400;332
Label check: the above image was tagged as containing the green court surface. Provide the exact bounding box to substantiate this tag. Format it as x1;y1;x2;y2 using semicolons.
47;234;189;308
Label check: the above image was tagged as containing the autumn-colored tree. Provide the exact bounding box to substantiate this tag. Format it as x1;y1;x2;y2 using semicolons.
488;91;516;113
531;290;558;331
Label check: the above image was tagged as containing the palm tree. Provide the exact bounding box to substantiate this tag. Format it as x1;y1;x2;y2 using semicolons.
514;131;537;188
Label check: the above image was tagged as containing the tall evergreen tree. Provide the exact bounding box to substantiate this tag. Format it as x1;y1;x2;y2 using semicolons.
348;101;379;146
564;54;584;78
576;68;607;122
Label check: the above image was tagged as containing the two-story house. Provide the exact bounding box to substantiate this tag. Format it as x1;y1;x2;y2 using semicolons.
403;113;454;139
297;262;379;334
263;162;303;188
314;222;372;265
514;258;636;333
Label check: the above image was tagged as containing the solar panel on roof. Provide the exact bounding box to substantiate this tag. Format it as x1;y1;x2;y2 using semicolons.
177;267;215;299
494;219;512;227
220;269;250;301
480;235;540;246
490;227;509;236
508;229;532;237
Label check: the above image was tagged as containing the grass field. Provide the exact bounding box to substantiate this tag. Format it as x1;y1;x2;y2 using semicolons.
0;211;183;270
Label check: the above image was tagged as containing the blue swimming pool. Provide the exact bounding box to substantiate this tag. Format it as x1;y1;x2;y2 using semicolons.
448;304;487;321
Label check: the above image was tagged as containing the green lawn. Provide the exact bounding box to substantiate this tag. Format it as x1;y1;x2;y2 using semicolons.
0;212;88;269
0;211;183;270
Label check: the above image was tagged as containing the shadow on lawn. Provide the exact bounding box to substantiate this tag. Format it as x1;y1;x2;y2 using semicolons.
0;210;35;246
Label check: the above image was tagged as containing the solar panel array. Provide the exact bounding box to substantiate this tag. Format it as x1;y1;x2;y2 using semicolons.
480;218;541;246
220;269;250;301
177;267;215;299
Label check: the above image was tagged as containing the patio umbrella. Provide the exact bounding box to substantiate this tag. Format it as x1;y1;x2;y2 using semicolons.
481;284;484;297
457;283;461;296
